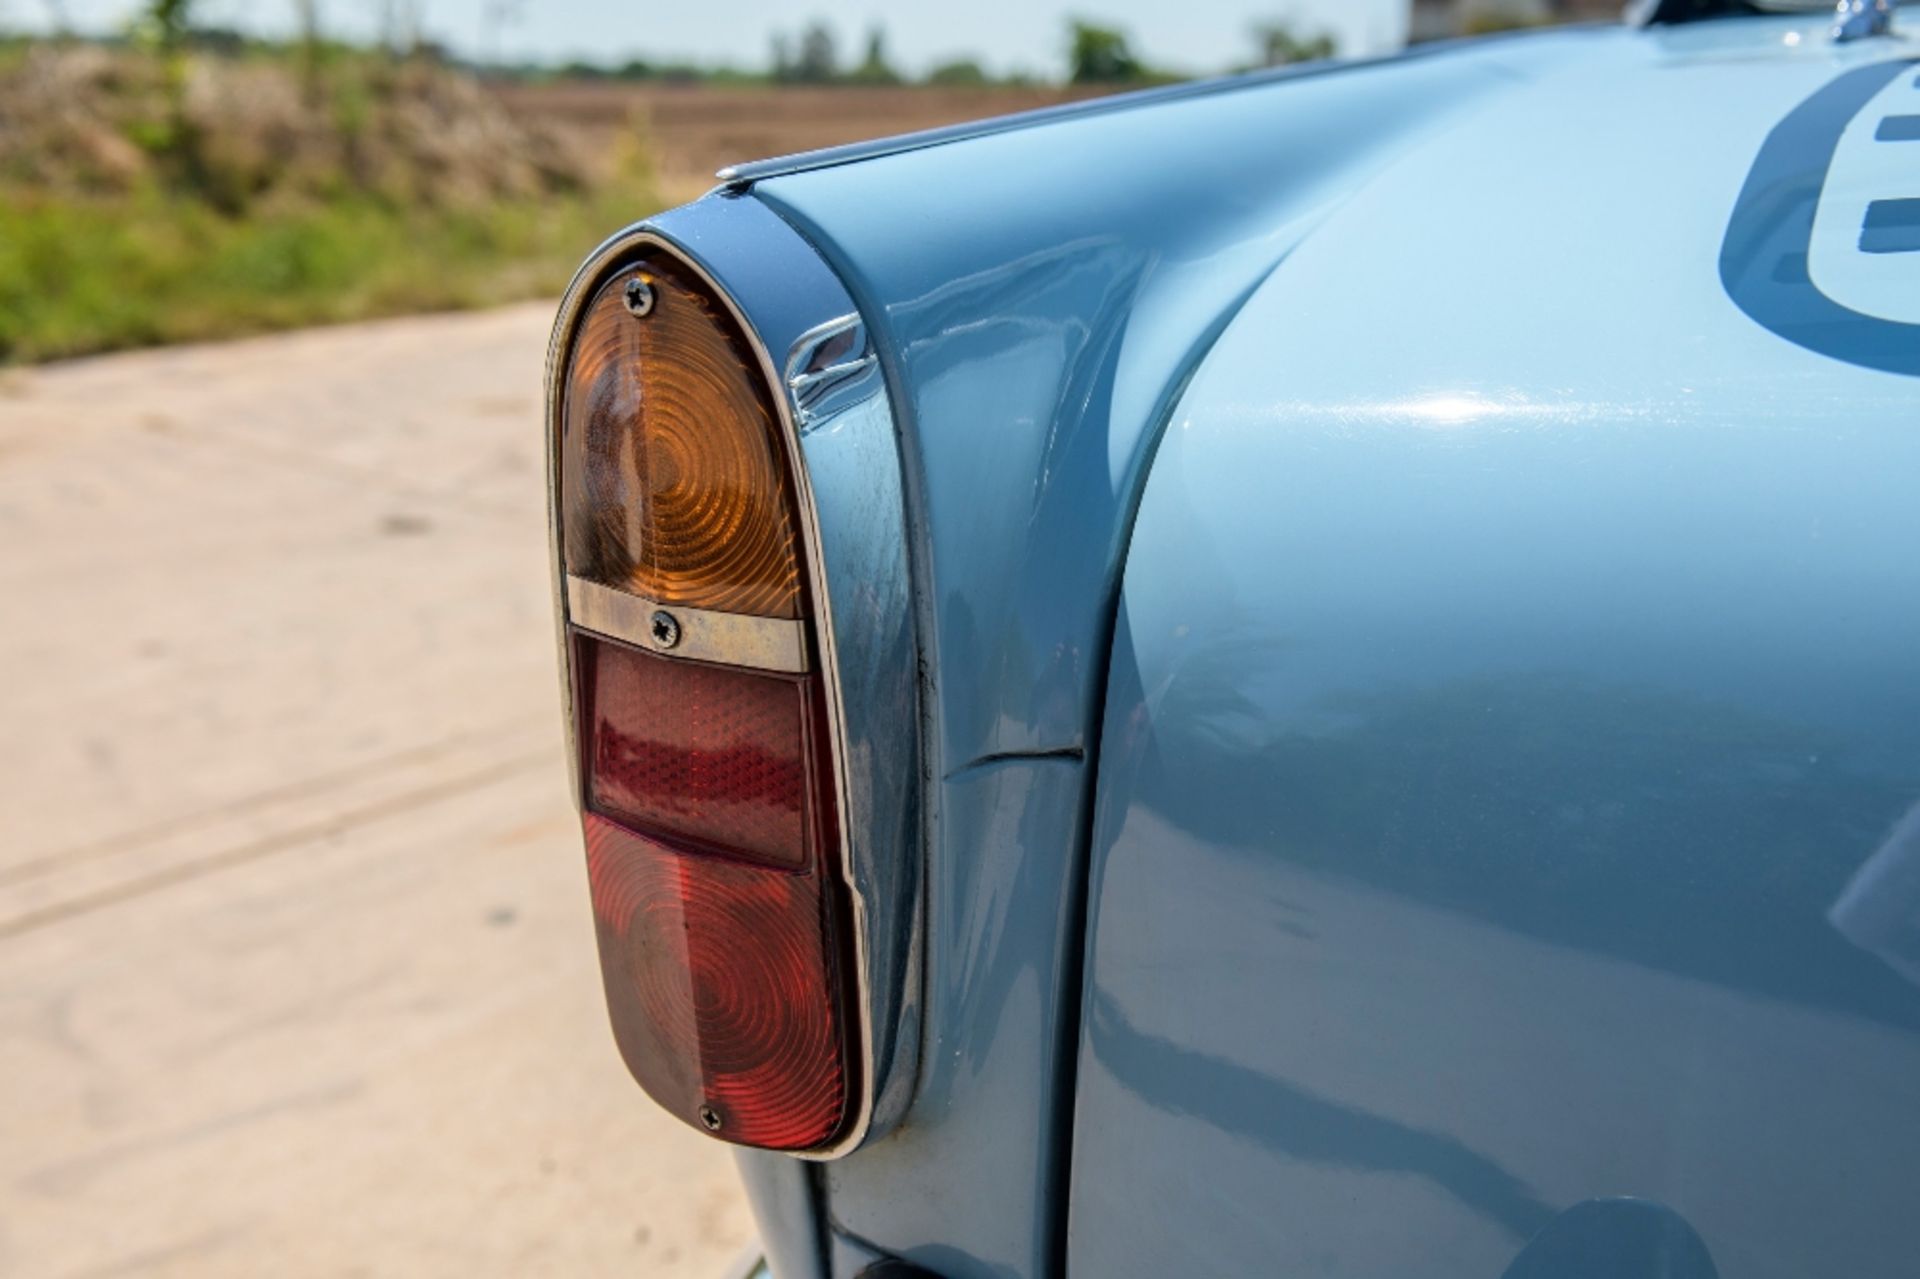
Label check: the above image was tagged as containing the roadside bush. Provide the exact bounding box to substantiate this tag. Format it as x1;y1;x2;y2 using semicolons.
0;44;657;362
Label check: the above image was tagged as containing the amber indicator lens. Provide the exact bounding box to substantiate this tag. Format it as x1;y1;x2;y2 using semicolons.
574;631;853;1150
561;253;805;619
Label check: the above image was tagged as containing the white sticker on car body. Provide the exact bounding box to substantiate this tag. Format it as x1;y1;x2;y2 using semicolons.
1809;72;1920;325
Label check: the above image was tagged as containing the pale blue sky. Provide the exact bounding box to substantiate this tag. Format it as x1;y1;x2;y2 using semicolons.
6;1;1412;74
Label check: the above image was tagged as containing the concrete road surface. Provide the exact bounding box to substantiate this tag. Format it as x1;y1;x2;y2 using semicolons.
0;307;752;1278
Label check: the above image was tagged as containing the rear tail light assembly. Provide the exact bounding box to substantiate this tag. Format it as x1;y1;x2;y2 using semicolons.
548;237;864;1153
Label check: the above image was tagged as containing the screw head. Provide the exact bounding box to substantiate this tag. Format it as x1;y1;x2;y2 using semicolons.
649;610;681;649
623;275;655;318
698;1104;723;1132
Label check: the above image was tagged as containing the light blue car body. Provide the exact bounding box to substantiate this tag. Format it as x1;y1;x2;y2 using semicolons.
618;12;1920;1277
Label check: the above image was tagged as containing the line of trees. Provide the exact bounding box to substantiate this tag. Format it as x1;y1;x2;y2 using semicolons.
1068;17;1339;83
561;16;1339;89
770;22;906;85
764;15;1342;88
3;7;1341;88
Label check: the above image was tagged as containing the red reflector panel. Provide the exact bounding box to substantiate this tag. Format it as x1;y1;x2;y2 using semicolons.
584;812;850;1150
581;635;815;870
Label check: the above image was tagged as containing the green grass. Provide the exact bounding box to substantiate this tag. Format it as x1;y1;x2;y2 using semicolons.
0;180;660;363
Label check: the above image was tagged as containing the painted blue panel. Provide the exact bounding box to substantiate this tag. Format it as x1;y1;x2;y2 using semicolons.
1070;24;1920;1275
742;39;1568;1274
1502;1200;1720;1279
828;1232;890;1276
733;34;1635;1267
824;756;1085;1279
751;42;1552;771
733;1150;825;1279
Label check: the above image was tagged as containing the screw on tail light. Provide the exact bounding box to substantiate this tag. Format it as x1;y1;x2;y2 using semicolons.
553;247;858;1153
623;273;656;318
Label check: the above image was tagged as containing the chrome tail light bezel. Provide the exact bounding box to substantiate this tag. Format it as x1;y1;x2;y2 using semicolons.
543;197;922;1158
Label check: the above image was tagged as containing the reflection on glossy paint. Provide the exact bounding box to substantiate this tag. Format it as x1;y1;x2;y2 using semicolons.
1089;988;1555;1242
1502;1199;1718;1279
1398;393;1510;427
1832;801;1920;989
1142;656;1920;1030
1382;391;1615;429
1213;390;1631;431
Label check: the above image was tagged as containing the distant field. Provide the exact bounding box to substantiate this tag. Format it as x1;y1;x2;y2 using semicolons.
491;82;1118;205
0;56;1119;361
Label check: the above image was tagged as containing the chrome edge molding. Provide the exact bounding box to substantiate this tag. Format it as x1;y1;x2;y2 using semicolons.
543;194;924;1158
713;58;1373;187
1832;0;1894;42
565;576;810;674
785;312;881;431
712;33;1571;190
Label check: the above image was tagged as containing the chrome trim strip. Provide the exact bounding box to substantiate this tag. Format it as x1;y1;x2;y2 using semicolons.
1833;0;1895;42
714;65;1347;187
785;312;881;432
565;576;810;674
545;198;923;1160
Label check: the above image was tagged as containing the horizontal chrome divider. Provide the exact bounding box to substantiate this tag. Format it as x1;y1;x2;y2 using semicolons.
566;575;810;675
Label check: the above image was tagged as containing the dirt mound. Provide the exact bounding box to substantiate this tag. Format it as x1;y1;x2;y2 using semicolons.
0;44;614;207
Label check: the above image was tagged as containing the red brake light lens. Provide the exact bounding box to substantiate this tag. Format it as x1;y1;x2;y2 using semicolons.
574;636;852;1151
557;248;858;1152
583;811;848;1150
